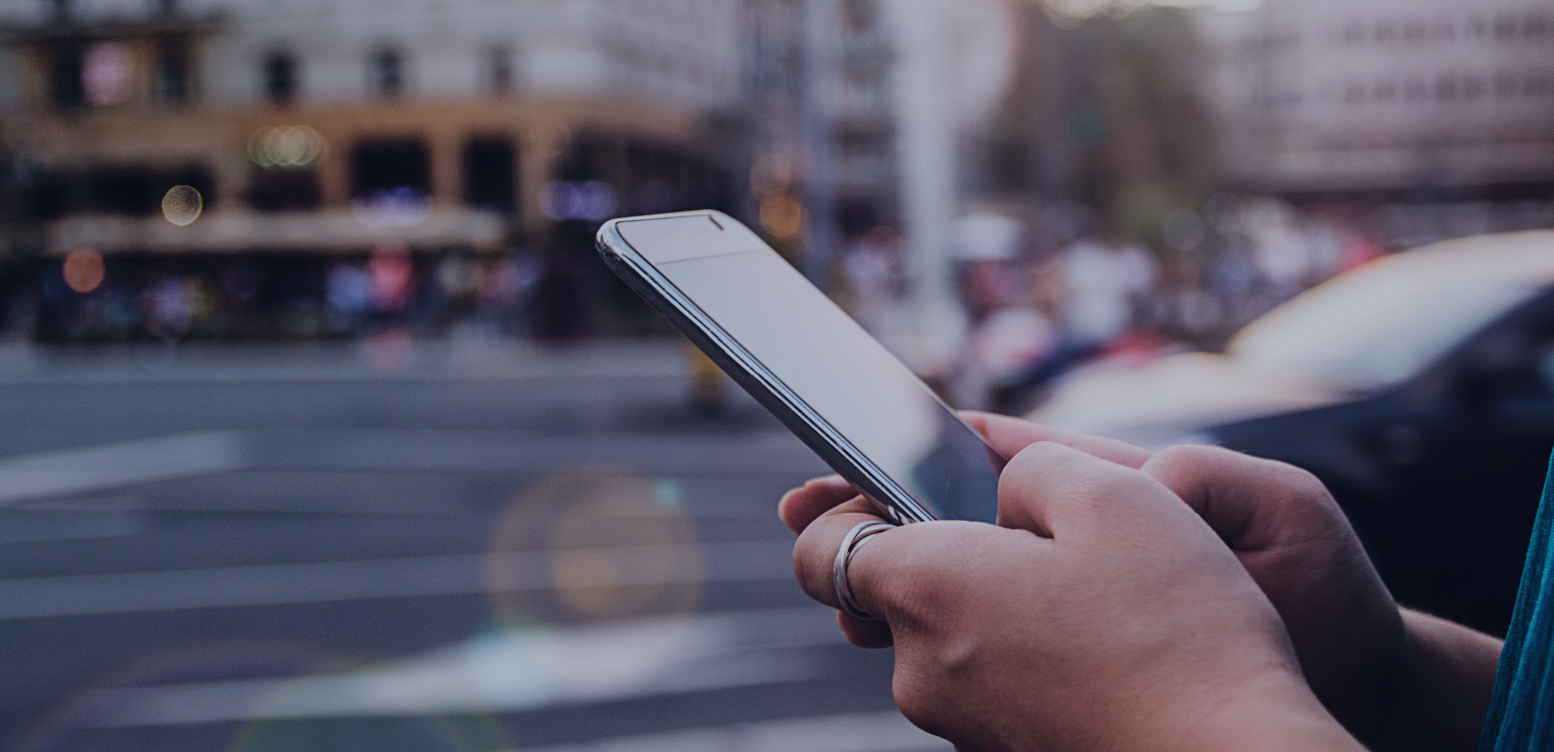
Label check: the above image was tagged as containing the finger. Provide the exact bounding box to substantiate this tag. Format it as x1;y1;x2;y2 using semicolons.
790;495;891;609
779;475;860;535
959;411;1152;469
795;500;1020;633
837;610;894;648
996;441;1177;538
1141;444;1344;552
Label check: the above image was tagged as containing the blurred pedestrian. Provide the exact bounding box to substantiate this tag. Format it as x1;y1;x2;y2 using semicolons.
949;212;1056;410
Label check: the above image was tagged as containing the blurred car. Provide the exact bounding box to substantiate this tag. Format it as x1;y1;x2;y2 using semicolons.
1031;230;1554;635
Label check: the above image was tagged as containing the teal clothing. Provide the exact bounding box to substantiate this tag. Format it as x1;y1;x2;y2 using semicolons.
1480;450;1554;751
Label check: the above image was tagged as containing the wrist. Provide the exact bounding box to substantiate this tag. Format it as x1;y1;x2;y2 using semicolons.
1369;609;1502;752
1162;666;1366;752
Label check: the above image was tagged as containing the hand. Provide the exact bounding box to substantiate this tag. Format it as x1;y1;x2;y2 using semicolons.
1139;439;1500;752
961;412;1500;752
781;439;1361;751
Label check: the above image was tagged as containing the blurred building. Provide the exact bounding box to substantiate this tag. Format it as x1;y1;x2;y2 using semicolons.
0;0;740;248
742;0;899;256
743;0;1026;371
0;0;741;339
1203;0;1554;244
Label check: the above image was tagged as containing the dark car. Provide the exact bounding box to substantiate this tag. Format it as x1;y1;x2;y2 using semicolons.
1031;231;1554;635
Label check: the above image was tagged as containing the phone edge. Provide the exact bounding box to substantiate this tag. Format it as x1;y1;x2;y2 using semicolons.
595;211;937;525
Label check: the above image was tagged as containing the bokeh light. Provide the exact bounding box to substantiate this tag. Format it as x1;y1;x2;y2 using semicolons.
539;181;618;221
758;194;803;239
352;188;431;228
162;185;204;226
62;249;105;294
248;126;327;169
82;42;133;106
486;467;703;624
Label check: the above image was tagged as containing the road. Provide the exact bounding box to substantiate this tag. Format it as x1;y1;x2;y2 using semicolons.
0;338;949;752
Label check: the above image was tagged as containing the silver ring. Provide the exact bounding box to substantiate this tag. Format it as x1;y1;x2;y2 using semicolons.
833;520;897;620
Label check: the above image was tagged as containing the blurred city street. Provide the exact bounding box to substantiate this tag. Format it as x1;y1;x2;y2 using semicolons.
0;338;947;752
3;0;1554;747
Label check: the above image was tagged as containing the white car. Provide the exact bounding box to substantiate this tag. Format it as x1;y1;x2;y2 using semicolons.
1031;230;1554;636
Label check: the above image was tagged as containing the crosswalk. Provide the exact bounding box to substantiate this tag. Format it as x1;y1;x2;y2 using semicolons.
2;418;948;751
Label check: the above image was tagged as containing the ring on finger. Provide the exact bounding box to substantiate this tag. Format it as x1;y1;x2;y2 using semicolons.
833;520;897;621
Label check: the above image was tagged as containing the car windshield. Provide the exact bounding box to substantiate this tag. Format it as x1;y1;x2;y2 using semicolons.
1228;261;1543;390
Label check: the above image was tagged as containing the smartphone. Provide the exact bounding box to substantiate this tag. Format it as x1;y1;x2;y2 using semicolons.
595;210;1004;525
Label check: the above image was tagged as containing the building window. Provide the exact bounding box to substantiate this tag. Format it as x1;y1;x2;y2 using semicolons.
1495;15;1519;39
370;47;404;98
1527;14;1551;39
483;44;513;94
1463;75;1486;99
462;137;517;212
1434;75;1459;100
1495;71;1518;97
155;43;191;106
50;44;84;108
264;51;297;105
350;139;430;197
1527;72;1553;98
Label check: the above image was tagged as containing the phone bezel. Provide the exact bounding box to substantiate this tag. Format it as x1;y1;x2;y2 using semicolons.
596;209;945;524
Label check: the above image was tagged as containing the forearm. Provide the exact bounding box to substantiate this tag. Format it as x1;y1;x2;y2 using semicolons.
1373;609;1503;752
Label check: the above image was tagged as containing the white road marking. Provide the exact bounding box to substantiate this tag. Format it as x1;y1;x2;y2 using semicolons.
0;539;795;620
0;429;823;507
0;431;246;506
87;607;849;726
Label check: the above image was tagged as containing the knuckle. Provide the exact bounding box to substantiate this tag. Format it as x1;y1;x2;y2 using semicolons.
1002;439;1066;476
858;524;975;629
1150;442;1219;469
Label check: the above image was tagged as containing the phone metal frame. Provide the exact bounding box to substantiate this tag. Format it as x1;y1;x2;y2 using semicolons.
596;209;942;525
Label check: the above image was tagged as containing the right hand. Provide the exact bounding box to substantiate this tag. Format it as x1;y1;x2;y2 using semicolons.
960;412;1500;752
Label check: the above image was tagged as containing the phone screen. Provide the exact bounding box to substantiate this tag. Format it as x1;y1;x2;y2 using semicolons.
617;215;1003;524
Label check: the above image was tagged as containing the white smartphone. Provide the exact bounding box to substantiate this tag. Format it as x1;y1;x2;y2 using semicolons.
596;210;1004;524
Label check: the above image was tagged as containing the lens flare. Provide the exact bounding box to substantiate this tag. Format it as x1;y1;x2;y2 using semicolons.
8;643;343;752
486;467;703;625
162;185;203;226
231;706;509;752
62;249;105;293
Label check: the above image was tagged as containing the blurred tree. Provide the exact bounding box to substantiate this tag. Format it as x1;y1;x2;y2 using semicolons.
974;3;1219;253
1065;7;1220;248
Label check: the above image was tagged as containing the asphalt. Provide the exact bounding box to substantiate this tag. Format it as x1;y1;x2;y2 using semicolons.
0;338;950;752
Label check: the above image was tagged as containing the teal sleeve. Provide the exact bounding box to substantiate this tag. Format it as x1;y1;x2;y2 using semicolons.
1479;449;1554;751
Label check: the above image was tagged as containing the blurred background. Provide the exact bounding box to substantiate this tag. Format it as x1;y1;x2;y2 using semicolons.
3;0;1554;749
